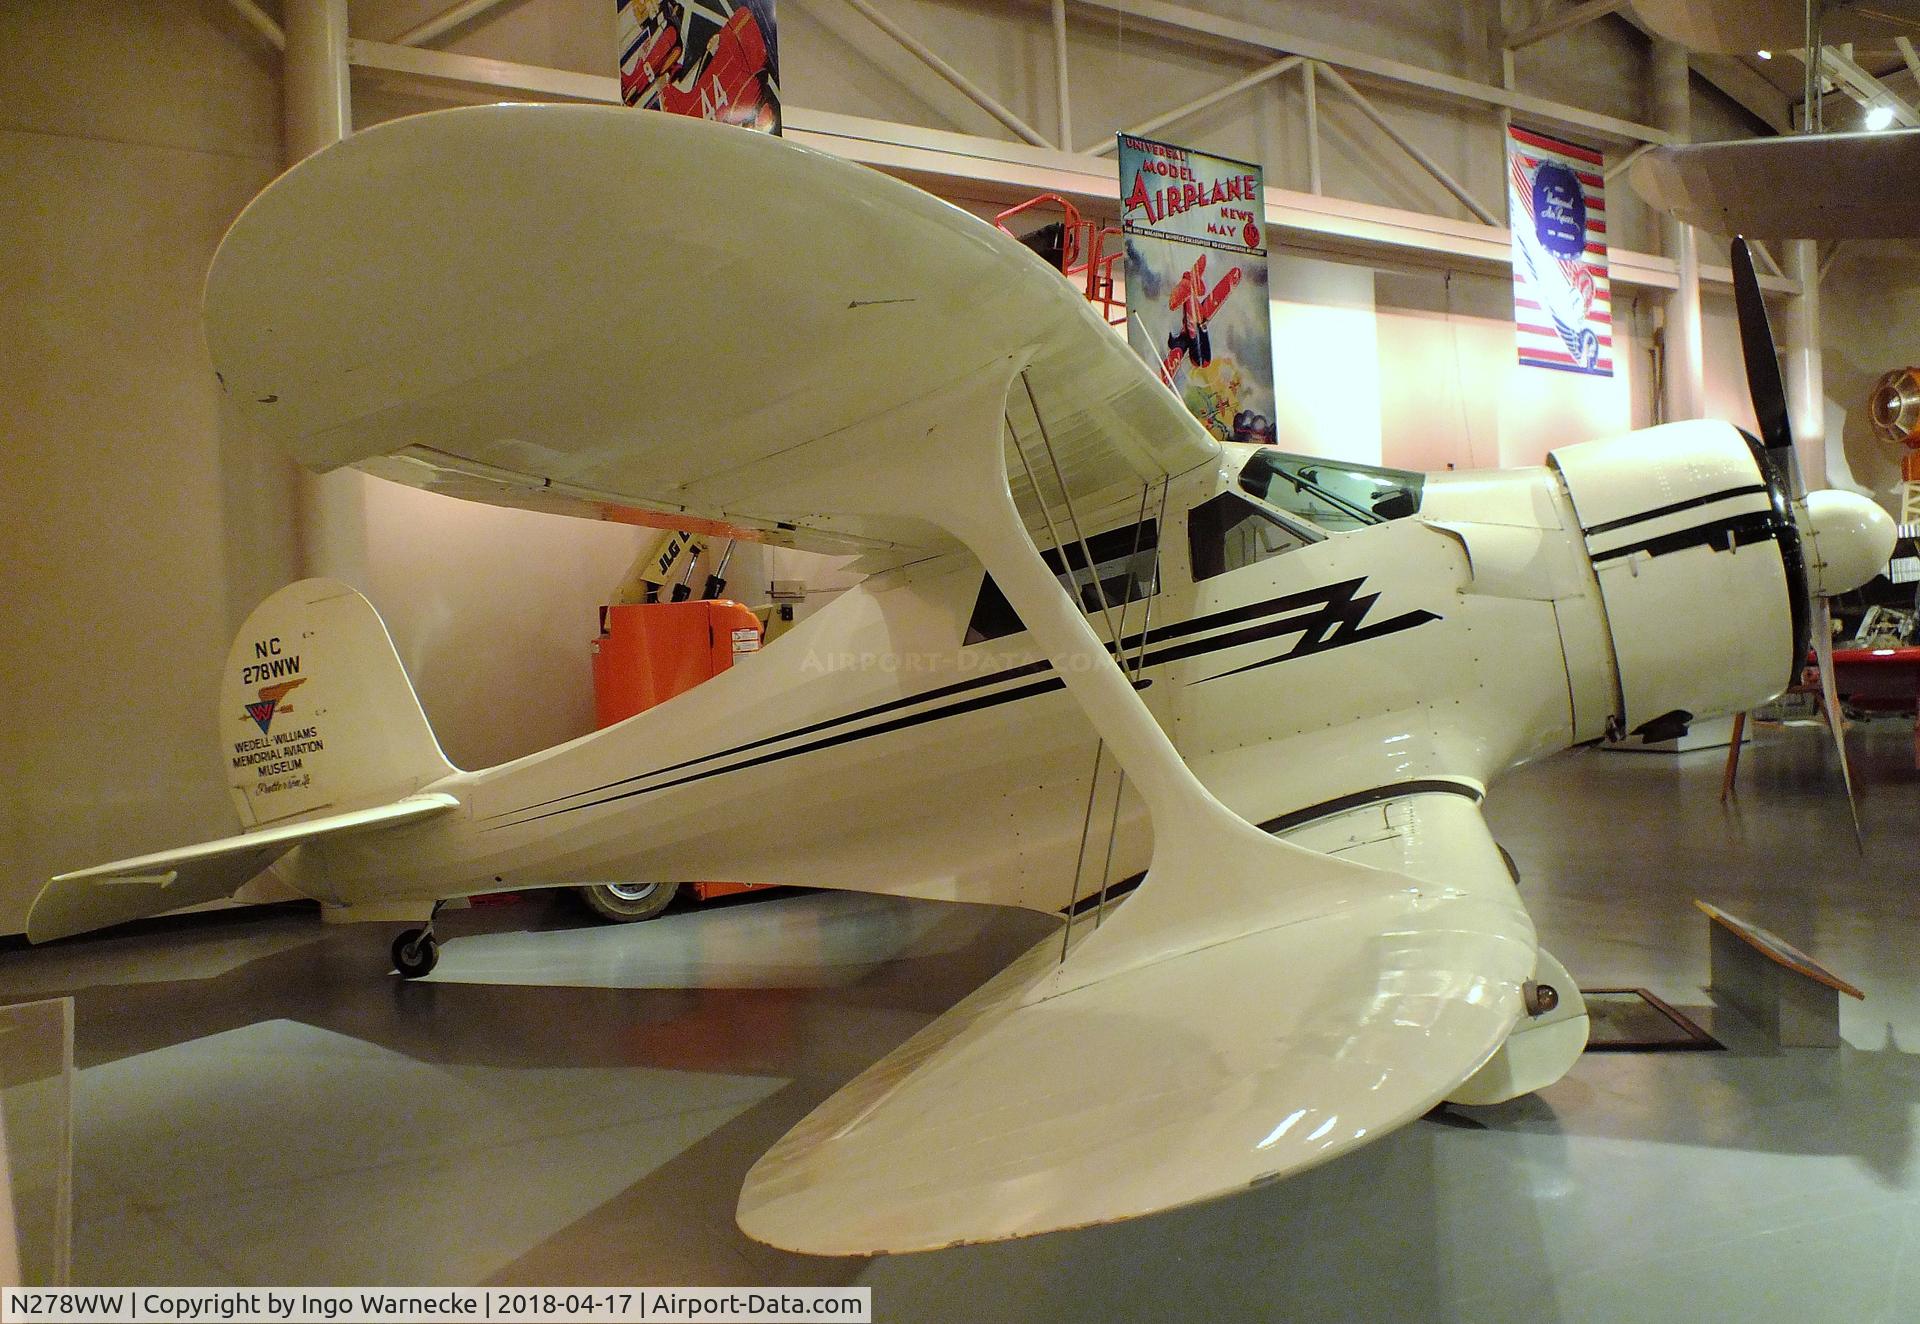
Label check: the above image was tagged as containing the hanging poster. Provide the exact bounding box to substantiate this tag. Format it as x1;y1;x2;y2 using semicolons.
1507;125;1611;376
616;0;781;134
1118;134;1275;444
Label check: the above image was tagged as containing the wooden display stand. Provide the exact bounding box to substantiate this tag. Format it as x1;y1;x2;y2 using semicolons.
1696;901;1864;1047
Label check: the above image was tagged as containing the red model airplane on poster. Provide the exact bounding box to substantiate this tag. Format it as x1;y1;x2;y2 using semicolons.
1161;253;1243;379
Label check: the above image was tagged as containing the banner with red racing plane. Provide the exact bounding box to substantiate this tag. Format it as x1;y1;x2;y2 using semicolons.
1507;124;1612;377
617;0;780;134
1118;134;1275;446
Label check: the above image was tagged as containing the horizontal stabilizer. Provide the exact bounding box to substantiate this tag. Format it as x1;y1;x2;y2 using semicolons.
28;794;459;943
737;860;1532;1255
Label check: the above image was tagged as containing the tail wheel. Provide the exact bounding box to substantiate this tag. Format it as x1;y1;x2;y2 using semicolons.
578;881;681;923
391;927;439;979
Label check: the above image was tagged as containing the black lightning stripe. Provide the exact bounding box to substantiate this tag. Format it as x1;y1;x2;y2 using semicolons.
1190;580;1438;684
490;580;1420;822
484;577;1440;829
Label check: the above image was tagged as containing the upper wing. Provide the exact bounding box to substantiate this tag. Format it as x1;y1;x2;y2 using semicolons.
736;784;1537;1255
203;104;1219;558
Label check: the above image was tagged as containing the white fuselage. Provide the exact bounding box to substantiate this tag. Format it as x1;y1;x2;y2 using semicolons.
286;421;1799;918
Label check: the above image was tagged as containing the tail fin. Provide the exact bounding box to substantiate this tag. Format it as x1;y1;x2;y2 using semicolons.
224;578;454;829
29;580;457;943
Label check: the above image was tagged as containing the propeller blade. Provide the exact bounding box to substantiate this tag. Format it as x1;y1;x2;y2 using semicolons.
1730;237;1795;462
1810;597;1866;853
1728;239;1874;845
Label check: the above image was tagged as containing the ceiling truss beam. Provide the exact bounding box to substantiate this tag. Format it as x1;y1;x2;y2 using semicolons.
393;0;514;48
1504;0;1629;51
1067;0;1669;144
225;0;284;51
1612;10;1793;135
839;0;1054;148
1807;44;1920;126
341;42;1796;299
1089;56;1302;155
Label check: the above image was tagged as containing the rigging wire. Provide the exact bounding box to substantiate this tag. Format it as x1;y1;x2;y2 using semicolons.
1013;374;1144;959
1023;371;1123;642
1006;407;1102;958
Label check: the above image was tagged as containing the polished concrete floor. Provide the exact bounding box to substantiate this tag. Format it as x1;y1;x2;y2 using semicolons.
4;719;1919;1321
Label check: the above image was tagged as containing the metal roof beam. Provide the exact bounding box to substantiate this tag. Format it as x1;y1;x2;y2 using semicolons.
392;0;514;48
1505;0;1629;51
226;0;285;51
838;0;1054;148
339;45;1795;297
1068;0;1671;144
1088;56;1302;155
1809;44;1920;126
1612;10;1793;135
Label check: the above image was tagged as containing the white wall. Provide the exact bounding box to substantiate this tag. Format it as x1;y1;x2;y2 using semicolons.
0;1;290;936
1367;267;1667;474
1268;256;1383;465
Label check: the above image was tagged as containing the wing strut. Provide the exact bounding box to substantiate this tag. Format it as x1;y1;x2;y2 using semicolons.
1006;370;1142;955
917;356;1323;995
1090;477;1168;932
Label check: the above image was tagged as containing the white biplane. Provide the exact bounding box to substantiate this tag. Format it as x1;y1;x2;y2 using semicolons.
28;105;1893;1256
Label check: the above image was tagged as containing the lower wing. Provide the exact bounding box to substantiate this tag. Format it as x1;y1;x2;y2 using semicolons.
737;783;1550;1255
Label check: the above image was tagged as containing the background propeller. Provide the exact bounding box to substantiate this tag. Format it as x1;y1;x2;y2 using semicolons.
1730;236;1865;848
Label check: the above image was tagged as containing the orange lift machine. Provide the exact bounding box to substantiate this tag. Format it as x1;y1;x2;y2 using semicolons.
575;530;772;921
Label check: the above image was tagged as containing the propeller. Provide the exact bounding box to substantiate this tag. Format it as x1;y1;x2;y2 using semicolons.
1730;236;1870;848
1731;239;1796;468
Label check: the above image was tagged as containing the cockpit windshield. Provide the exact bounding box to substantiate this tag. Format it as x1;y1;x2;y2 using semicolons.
1238;450;1426;532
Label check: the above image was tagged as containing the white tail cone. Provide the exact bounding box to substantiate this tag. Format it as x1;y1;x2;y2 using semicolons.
1802;490;1897;598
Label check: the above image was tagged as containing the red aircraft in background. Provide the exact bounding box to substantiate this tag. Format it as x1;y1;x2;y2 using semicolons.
621;2;776;131
1161;253;1242;380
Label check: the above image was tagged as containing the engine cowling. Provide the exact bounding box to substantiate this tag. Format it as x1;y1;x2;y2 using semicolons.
1549;420;1802;739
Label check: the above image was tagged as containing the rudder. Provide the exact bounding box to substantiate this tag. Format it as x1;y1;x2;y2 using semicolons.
223;578;454;828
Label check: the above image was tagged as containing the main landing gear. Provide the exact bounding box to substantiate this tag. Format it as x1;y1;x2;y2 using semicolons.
391;902;446;979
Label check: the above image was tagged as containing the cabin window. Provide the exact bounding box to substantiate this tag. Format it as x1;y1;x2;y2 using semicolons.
965;519;1159;645
1238;449;1426;531
1187;491;1315;582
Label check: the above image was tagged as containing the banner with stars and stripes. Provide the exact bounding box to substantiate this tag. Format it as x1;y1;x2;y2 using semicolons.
1507;124;1611;377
